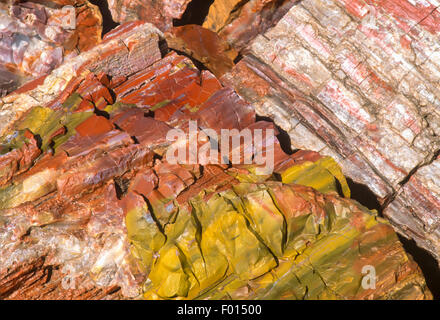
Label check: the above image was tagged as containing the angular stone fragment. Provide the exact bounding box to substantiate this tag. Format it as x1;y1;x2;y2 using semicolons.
165;25;237;77
0;129;41;186
202;0;243;32
107;0;192;31
127;157;430;300
203;0;297;50
0;0;102;95
0;13;433;301
223;0;440;262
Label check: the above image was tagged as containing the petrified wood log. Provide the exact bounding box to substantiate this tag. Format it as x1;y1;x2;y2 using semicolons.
0;0;102;96
106;0;192;31
222;0;440;262
203;0;297;50
0;16;433;299
165;25;238;78
105;0;296;50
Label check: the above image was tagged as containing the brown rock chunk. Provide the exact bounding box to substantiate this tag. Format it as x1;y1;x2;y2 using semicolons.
75;114;114;137
166;25;237;77
154;160;199;199
107;0;192;31
0;129;41;186
194;87;256;132
111;108;172;148
56;144;154;199
203;0;297;50
0;0;102;95
131;169;158;198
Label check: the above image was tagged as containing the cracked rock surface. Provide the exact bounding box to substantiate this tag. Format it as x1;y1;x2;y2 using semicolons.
0;0;102;96
223;0;440;263
0;0;438;300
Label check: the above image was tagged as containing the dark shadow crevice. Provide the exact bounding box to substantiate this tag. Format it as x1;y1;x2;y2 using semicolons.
346;178;382;213
89;0;119;35
93;106;110;119
113;176;130;200
256;115;295;155
233;53;243;65
397;235;440;300
173;0;215;26
171;49;209;72
158;38;170;58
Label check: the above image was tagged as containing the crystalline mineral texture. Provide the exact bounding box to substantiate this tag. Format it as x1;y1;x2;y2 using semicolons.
107;0;192;31
222;0;440;262
0;15;433;299
0;0;102;96
202;0;297;50
0;0;438;300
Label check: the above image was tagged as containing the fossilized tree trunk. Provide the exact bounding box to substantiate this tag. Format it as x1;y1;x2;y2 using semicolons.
0;0;438;300
223;0;440;263
0;0;102;96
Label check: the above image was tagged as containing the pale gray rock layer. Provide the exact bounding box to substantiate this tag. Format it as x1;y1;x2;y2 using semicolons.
223;0;440;261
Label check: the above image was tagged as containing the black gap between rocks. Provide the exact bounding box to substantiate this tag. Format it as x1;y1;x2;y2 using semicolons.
171;49;209;72
346;178;382;213
89;0;119;35
255;115;295;155
113;176;130;200
397;235;440;299
173;0;215;26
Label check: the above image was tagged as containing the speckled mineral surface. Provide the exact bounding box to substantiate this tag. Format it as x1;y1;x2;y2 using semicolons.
0;0;438;300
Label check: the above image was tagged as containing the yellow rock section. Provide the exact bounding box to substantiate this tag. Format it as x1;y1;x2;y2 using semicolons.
125;158;432;300
203;0;242;32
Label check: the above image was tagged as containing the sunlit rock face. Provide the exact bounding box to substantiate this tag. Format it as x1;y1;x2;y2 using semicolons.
0;17;432;299
105;0;295;49
0;0;102;96
107;0;192;31
130;162;431;300
222;0;440;263
202;0;297;50
0;0;438;300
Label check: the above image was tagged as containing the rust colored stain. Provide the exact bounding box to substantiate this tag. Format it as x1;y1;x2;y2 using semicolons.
166;25;237;77
75;115;114;137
